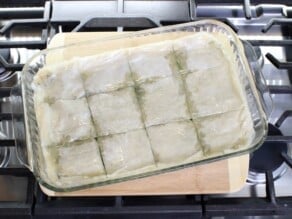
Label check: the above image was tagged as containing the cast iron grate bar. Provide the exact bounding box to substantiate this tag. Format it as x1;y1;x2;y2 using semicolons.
0;87;12;98
52;17;237;33
265;170;277;205
0;7;44;19
0;55;23;71
0;40;47;49
243;0;252;19
34;192;202;218
0;139;15;147
115;196;123;207
268;85;292;94
0;0;46;7
0;167;31;176
34;205;202;217
0;204;32;219
0;28;48;49
188;0;196;20
262;18;292;33
203;197;290;216
248;40;292;46
200;195;207;217
282;152;292;168
36;184;47;203
275;111;292;127
265;53;292;69
0;113;12;121
74;17;158;32
265;136;292;143
26;176;35;205
0;19;48;35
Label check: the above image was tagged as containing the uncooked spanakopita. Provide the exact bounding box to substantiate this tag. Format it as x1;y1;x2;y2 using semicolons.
34;98;95;148
32;32;255;188
99;129;155;176
80;49;133;95
88;87;143;136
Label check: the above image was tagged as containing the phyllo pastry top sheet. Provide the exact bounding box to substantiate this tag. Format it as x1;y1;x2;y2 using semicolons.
32;32;255;188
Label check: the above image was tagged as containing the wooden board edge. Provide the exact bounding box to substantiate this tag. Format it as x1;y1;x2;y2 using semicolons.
227;155;249;193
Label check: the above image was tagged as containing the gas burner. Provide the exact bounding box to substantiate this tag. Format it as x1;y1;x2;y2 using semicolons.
0;49;10;76
0;48;19;83
0;113;13;168
247;124;288;184
0;48;19;167
0;147;10;168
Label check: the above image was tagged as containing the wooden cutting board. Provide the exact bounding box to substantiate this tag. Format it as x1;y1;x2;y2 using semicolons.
40;32;249;196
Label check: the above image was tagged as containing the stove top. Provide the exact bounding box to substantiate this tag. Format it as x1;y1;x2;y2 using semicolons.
1;1;292;218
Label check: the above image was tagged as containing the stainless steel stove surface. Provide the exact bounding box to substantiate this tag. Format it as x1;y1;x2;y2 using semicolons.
1;1;292;218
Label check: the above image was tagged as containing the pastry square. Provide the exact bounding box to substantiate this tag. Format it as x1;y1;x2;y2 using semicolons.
128;41;174;83
100;129;155;175
35;98;95;147
139;77;190;127
88;87;143;136
173;33;226;73
58;139;105;177
33;60;85;102
147;121;200;164
185;65;243;117
80;50;133;95
196;109;254;154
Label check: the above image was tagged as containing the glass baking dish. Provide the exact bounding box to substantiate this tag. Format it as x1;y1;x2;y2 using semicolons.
11;20;270;192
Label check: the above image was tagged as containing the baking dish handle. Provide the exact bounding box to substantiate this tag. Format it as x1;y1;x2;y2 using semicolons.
242;40;273;117
10;83;31;170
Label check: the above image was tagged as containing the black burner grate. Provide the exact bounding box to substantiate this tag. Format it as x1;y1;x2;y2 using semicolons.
1;1;292;218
